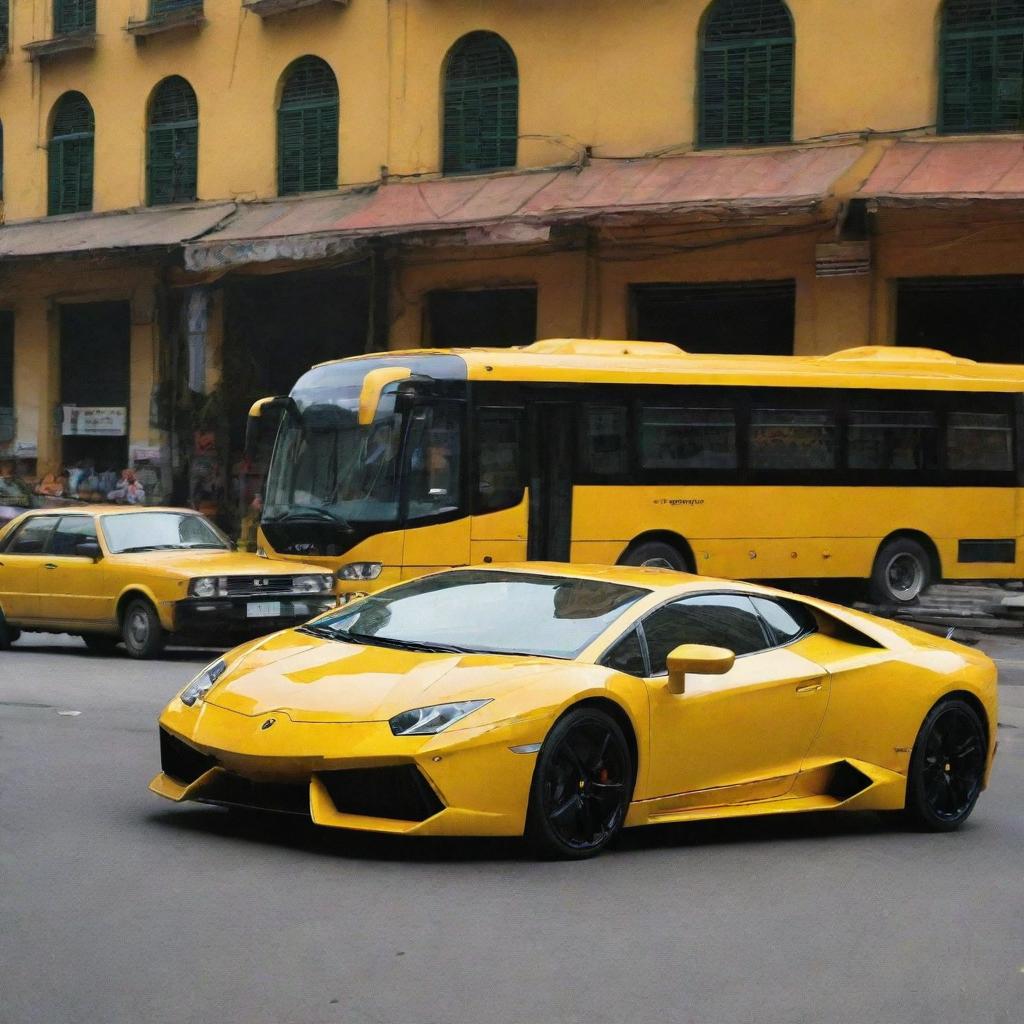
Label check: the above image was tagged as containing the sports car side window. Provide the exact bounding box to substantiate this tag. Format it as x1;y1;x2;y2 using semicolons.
643;594;770;675
2;515;60;554
602;627;647;677
751;596;817;646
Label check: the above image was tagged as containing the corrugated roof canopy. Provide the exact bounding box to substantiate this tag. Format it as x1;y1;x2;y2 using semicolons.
185;145;863;271
0;203;235;259
859;140;1024;204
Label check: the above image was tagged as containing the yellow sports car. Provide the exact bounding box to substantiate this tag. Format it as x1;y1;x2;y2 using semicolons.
150;564;998;858
0;506;336;658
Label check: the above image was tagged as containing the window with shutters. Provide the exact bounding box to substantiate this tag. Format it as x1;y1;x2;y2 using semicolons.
147;77;198;206
940;1;1024;133
277;56;339;196
698;0;794;148
1;1;9;53
48;92;94;216
442;32;518;174
150;0;203;17
54;0;96;34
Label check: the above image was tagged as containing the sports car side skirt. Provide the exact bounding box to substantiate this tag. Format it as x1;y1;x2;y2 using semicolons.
625;758;907;828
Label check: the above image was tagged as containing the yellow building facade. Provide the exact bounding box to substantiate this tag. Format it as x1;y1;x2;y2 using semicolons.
1;0;1023;522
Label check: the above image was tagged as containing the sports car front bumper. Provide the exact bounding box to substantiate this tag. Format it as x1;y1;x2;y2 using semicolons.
149;699;545;837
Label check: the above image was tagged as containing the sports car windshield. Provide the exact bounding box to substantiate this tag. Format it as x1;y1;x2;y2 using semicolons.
308;570;648;659
101;512;231;554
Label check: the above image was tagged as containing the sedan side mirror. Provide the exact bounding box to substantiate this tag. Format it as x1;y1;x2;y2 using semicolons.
76;541;102;561
665;644;735;695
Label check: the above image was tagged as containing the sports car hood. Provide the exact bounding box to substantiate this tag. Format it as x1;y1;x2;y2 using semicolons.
204;629;571;724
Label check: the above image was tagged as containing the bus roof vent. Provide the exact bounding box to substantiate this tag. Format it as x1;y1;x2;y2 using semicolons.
822;346;975;364
520;339;686;357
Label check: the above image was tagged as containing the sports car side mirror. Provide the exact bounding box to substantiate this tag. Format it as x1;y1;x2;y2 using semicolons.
76;541;102;561
665;644;735;695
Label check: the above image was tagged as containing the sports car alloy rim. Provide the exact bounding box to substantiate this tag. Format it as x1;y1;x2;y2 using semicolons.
127;609;150;648
885;552;925;601
921;707;985;821
542;721;628;850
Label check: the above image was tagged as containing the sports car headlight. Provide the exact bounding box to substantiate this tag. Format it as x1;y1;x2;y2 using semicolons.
389;699;491;736
294;574;334;593
180;659;227;707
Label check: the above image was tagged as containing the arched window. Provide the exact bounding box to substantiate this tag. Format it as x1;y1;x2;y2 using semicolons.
54;0;95;35
147;77;198;206
940;1;1024;133
48;92;94;216
277;57;339;196
442;32;518;174
698;0;794;148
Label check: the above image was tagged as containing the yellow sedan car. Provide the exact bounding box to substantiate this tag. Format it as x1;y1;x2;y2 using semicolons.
0;506;336;658
150;564;998;858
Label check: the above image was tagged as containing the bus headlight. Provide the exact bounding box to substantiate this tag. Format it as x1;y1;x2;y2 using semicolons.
337;562;383;582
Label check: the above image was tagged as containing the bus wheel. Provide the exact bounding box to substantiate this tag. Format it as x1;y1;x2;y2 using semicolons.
870;537;933;604
619;540;689;572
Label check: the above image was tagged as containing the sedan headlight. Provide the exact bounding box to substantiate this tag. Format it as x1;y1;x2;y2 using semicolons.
294;574;335;593
389;699;491;736
338;562;383;582
180;659;227;707
189;577;218;598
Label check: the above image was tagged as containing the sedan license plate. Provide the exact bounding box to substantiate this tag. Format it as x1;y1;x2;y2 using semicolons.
246;601;282;618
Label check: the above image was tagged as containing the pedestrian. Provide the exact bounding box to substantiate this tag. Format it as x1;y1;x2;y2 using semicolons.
107;468;146;505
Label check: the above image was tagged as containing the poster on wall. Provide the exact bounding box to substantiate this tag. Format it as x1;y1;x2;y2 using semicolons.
61;406;128;437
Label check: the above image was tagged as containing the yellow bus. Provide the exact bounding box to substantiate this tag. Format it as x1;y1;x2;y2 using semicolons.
248;339;1022;605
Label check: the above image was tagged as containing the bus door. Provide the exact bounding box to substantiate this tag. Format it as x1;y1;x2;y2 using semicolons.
527;403;574;562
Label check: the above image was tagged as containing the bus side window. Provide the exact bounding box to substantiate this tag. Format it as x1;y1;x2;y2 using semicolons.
476;407;525;513
640;406;737;470
847;410;938;471
406;404;462;518
749;408;837;471
580;405;629;476
946;410;1014;472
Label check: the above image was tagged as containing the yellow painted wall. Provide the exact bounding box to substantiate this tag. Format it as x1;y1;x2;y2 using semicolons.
0;1;949;222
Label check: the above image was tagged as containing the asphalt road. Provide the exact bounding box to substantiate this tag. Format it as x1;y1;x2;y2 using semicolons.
1;631;1022;1024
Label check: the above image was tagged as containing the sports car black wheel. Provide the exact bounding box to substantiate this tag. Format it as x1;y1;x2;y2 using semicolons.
526;708;633;860
121;599;166;659
905;698;986;832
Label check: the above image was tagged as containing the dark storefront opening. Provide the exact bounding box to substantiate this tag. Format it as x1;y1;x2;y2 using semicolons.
0;312;13;447
221;265;372;542
631;280;796;355
60;301;131;480
897;277;1024;363
428;287;537;347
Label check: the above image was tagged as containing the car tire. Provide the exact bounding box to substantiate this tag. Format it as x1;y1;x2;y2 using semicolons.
121;599;166;660
869;537;933;604
83;634;120;656
0;616;19;650
525;707;633;860
619;540;689;572
904;698;987;832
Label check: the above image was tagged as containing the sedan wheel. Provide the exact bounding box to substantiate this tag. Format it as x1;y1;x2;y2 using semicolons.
905;699;986;831
526;708;633;860
121;599;166;660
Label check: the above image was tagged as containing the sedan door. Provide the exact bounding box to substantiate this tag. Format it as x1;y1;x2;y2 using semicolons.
36;516;110;628
640;593;830;807
0;516;61;624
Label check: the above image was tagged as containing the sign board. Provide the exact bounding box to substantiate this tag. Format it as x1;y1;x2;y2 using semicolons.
130;444;162;464
61;406;127;437
14;440;37;458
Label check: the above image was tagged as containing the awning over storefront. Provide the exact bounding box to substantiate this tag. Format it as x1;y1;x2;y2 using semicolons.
858;139;1024;205
0;203;236;260
184;144;865;272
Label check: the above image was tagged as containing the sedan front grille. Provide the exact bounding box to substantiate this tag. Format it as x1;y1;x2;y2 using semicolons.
318;766;445;822
223;576;297;597
160;728;216;785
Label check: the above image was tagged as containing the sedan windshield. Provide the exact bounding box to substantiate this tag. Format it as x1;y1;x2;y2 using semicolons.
101;512;231;554
307;570;648;659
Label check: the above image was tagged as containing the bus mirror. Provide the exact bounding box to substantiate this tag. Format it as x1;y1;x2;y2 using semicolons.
245;395;295;458
665;644;735;695
358;368;413;426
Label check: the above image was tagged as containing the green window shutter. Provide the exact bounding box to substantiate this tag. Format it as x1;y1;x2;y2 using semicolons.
150;0;202;16
443;32;518;174
54;0;96;35
48;92;94;216
277;57;339;196
147;77;199;206
699;0;794;148
941;1;1024;133
0;2;9;53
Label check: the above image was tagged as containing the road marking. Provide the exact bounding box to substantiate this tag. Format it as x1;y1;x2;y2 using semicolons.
57;710;82;717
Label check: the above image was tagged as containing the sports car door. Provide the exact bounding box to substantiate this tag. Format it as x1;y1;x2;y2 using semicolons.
0;515;61;623
642;594;830;807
